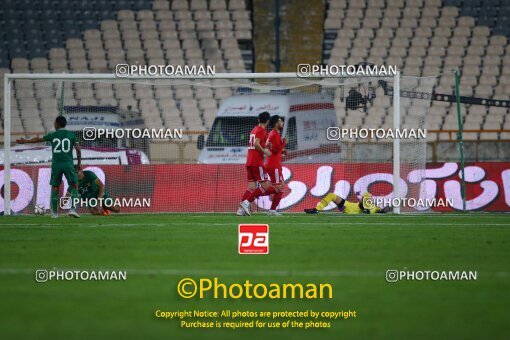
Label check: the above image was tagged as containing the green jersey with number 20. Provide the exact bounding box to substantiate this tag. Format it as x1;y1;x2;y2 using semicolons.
43;128;77;166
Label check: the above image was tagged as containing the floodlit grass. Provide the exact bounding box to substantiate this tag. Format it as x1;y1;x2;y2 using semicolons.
1;213;509;339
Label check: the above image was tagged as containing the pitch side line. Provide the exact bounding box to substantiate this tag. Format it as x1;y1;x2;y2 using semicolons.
168;213;510;217
2;213;510;219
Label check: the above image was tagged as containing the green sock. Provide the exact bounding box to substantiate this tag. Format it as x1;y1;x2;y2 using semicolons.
51;191;59;215
70;188;78;209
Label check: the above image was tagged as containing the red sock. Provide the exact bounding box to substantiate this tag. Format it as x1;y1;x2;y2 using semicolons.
248;185;277;202
241;188;253;201
271;192;283;210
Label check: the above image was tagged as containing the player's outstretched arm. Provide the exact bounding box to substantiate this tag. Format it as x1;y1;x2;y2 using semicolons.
376;206;392;214
254;138;271;157
16;136;44;144
268;133;282;155
95;178;105;198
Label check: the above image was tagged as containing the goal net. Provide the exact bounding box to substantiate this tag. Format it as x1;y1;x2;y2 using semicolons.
1;73;435;214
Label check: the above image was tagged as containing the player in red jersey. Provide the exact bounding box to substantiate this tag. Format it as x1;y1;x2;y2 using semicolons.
264;115;287;216
238;112;279;216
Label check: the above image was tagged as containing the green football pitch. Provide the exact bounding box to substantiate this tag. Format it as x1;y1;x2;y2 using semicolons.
1;213;509;339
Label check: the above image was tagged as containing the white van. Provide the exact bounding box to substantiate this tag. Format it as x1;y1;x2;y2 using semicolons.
197;93;339;164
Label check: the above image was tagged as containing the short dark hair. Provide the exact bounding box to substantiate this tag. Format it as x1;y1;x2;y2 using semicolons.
269;115;281;128
258;111;271;124
55;116;67;128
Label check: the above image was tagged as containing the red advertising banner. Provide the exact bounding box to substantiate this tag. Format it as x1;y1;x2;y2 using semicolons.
1;162;509;213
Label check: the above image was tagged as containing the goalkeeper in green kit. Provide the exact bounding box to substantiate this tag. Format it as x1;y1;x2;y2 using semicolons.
16;116;81;218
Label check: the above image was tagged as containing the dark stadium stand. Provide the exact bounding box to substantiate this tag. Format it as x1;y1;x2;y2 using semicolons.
323;0;510;141
0;0;254;136
444;0;510;36
0;0;152;65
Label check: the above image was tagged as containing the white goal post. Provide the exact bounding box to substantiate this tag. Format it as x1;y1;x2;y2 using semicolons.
2;71;418;215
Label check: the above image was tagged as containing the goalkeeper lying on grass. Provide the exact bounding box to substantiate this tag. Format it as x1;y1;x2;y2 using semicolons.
304;192;391;214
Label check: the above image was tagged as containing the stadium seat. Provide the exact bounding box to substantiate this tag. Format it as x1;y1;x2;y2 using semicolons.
321;0;510;141
2;0;509;143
